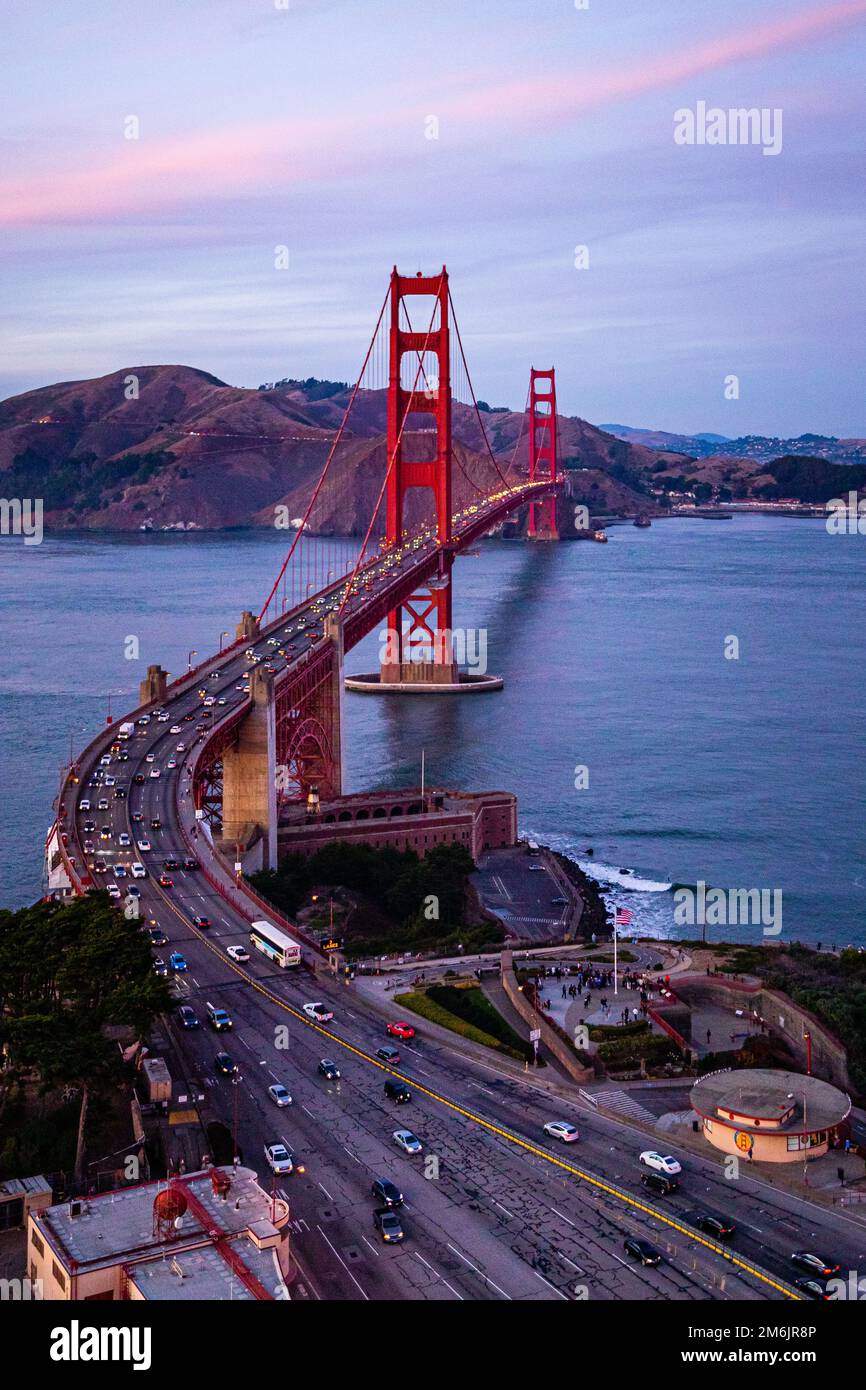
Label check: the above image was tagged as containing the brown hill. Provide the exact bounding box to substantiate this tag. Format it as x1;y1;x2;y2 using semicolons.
0;366;672;532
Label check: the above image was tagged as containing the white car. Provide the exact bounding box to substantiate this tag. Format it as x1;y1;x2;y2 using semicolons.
203;697;214;707
303;1002;334;1023
267;1084;292;1108
157;712;169;722
170;725;182;734
639;1151;682;1176
145;753;155;763
79;799;91;812
543;1121;580;1144
100;755;111;767
131;862;147;879
264;1142;294;1175
167;758;177;769
176;743;185;752
149;768;161;779
118;832;131;847
392;1129;422;1155
137;839;151;853
226;945;250;963
107;884;121;900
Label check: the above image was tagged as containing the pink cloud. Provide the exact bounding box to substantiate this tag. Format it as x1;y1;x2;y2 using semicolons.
2;0;864;229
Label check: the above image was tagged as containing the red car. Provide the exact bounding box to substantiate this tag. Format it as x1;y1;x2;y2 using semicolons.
387;1022;415;1041
158;875;173;888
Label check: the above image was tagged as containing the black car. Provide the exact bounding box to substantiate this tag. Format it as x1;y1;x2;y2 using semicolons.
688;1211;735;1240
371;1177;404;1208
130;812;143;823
641;1172;678;1196
114;787;126;799
214;1052;238;1076
148;928;169;947
624;1237;661;1266
150;817;162;829
373;1208;405;1244
384;1079;411;1104
318;1059;340;1080
193;915;211;929
163;858;180;871
184;857;200;871
83;821;95;834
791;1252;841;1278
376;1046;401;1065
794;1277;832;1301
177;1005;200;1029
134;774;146;785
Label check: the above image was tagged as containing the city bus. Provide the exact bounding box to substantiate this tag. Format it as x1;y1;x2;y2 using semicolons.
250;919;302;968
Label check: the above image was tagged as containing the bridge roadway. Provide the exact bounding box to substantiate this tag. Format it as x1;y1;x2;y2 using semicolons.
59;489;866;1302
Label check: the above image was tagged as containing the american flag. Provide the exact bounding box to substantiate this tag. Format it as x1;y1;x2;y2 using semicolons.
615;907;634;926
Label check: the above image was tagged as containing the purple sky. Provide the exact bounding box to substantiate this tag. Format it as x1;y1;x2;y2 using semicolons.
3;0;865;437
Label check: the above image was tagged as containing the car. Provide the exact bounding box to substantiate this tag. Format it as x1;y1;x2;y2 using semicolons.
163;858;180;870
145;753;155;763
791;1252;841;1278
318;1059;341;1081
167;759;177;769
176;743;185;752
373;1208;405;1243
153;958;168;977
624;1237;662;1266
100;827;112;841
118;832;130;847
157;712;169;722
386;1022;415;1041
97;799;109;811
83;820;96;834
84;840;95;853
214;1052;238;1076
170;725;182;734
303;1002;334;1023
104;776;116;787
125;886;140;897
177;1005;200;1029
148;928;168;946
136;840;151;852
149;769;161;779
79;798;91;812
639;1151;682;1176
130;812;143;823
227;945;250;962
384;1079;411;1104
543;1120;580;1143
528;864;545;871
267;1084;292;1107
206;1002;233;1031
551;895;568;906
100;754;111;767
687;1211;735;1240
371;1178;403;1207
133;773;146;784
183;712;195;721
169;952;187;972
137;715;150;726
793;1277;832;1301
641;1172;678;1196
264;1142;301;1175
376;1046;401;1065
150;817;162;829
107;884;121;900
114;865;127;878
158;875;173;888
193;915;211;930
392;1129;422;1155
183;857;199;871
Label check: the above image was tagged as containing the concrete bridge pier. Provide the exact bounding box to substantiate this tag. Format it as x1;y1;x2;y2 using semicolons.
139;664;169;707
221;666;278;871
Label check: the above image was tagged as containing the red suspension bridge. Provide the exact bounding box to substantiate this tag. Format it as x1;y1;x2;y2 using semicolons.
49;266;563;897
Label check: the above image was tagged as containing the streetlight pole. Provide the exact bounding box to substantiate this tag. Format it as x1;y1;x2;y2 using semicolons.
187;648;197;672
219;631;229;653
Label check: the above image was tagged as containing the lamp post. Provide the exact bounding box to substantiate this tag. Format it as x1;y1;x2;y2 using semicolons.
219;630;229;653
187;648;197;672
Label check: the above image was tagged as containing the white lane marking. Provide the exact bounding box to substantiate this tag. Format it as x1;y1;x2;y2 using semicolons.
318;1182;333;1201
343;1146;361;1163
535;1271;568;1300
551;1208;576;1228
494;1201;516;1219
413;1252;464;1300
302;1105;316;1118
469;1083;495;1097
609;1251;631;1269
446;1244;511;1299
317;1225;369;1300
362;1235;381;1257
558;1253;582;1272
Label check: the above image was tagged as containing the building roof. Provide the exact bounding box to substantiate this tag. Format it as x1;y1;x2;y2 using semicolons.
34;1166;289;1298
0;1174;52;1200
690;1068;850;1135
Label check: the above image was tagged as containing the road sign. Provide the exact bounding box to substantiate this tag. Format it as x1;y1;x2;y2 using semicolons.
530;1028;541;1042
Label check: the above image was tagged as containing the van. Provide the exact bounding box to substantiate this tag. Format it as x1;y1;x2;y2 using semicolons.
206;1001;233;1032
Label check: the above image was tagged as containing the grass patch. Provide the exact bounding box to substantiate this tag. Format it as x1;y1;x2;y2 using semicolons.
394;988;533;1063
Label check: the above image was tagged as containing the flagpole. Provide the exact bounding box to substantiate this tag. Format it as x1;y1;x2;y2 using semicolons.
613;920;618;995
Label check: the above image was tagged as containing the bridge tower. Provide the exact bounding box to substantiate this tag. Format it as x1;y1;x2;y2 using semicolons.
527;368;559;541
379;267;457;686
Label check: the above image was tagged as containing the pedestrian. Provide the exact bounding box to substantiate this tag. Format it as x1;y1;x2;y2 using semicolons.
562;984;567;999
706;1029;712;1045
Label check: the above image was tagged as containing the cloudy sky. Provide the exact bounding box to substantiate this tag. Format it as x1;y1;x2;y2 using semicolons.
3;0;865;436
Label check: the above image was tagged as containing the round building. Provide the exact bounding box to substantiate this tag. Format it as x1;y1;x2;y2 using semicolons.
690;1068;850;1164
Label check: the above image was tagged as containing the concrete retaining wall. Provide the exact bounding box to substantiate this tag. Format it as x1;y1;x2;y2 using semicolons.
500;950;594;1085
